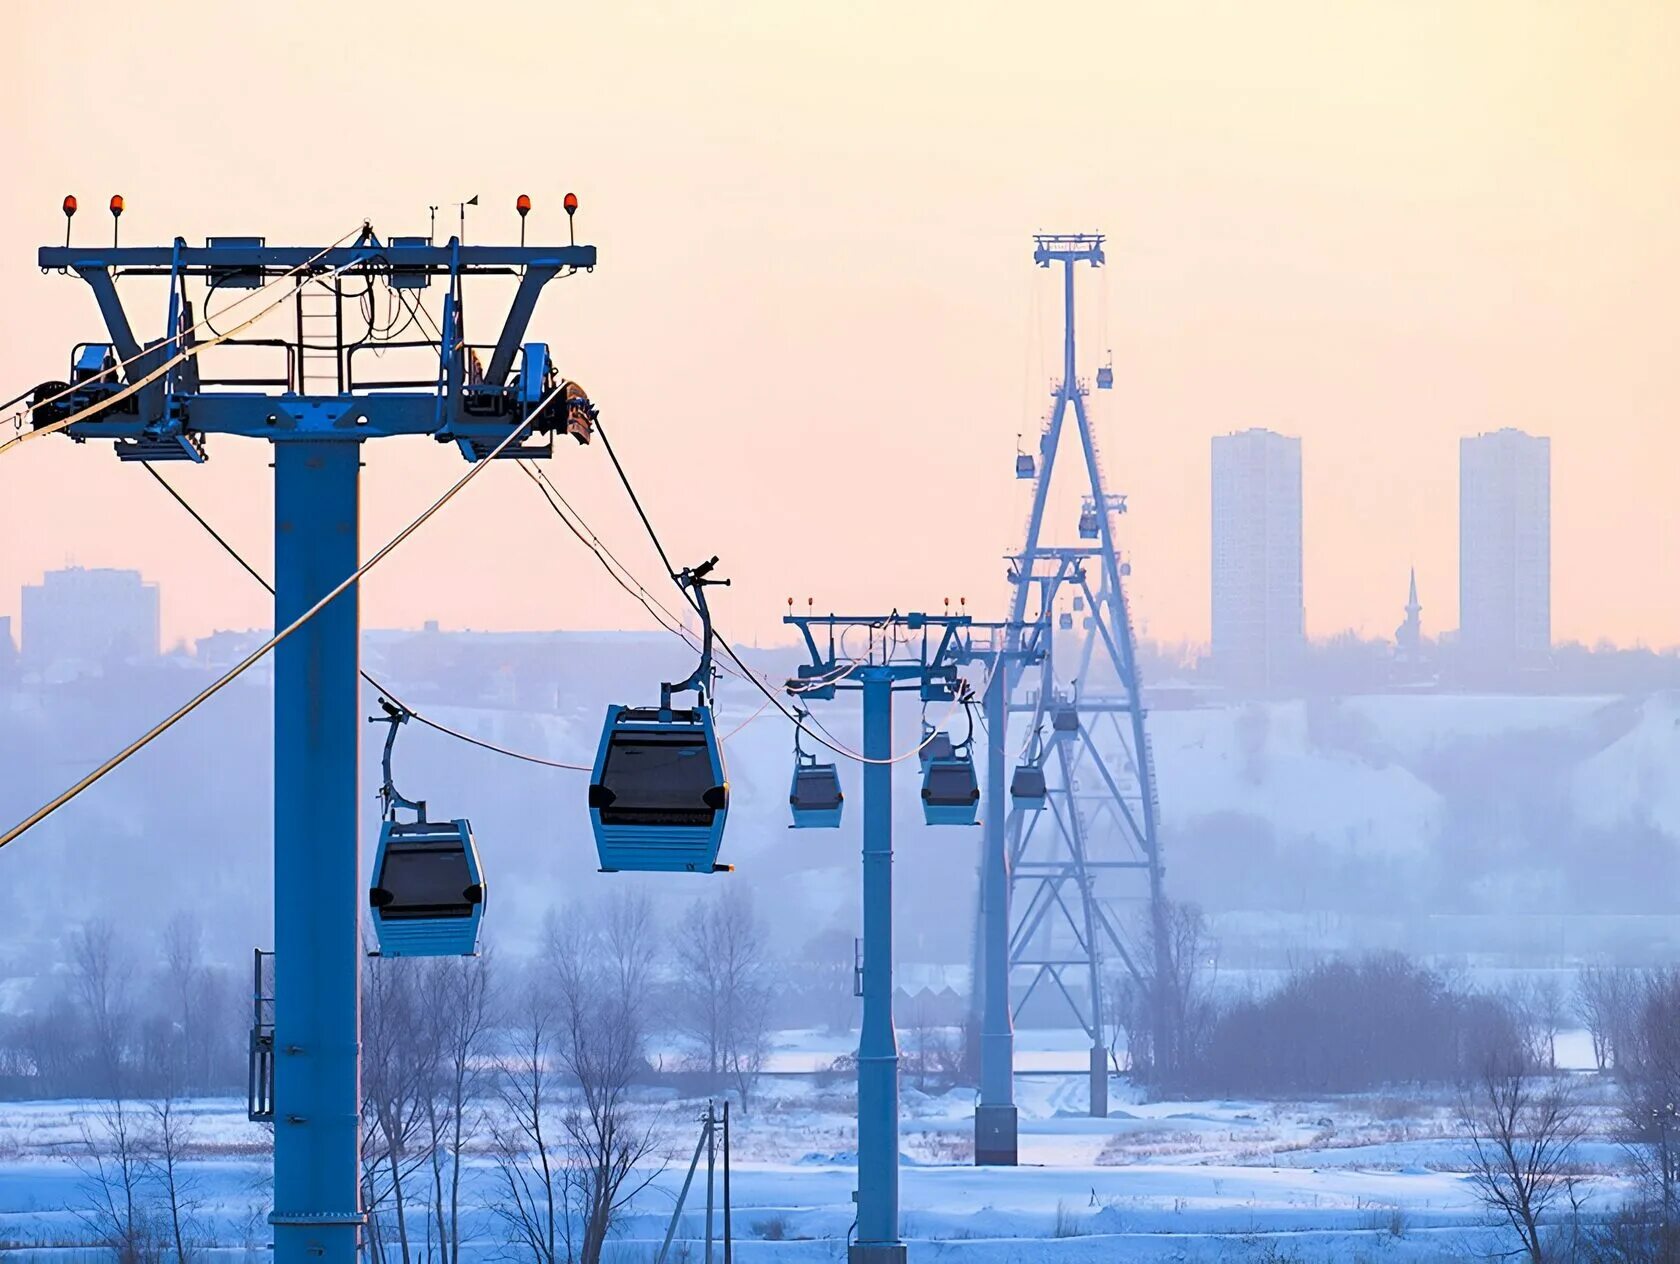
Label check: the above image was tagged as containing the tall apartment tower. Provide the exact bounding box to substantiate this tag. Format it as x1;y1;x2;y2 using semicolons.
1211;428;1304;688
1459;428;1550;671
21;566;161;680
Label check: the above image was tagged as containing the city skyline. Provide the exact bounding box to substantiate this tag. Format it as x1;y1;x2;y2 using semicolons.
1;3;1676;654
7;416;1649;660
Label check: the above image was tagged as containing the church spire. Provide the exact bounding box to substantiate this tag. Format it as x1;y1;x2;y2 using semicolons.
1397;567;1423;660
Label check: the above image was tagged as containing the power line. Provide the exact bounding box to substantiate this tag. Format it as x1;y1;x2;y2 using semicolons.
140;462;590;773
588;417;980;767
0;387;564;852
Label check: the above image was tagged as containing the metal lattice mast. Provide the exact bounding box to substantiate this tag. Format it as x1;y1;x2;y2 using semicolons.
982;233;1169;1146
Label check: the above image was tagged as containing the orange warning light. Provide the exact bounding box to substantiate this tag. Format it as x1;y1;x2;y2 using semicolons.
109;195;124;217
62;195;77;217
563;192;578;216
516;194;531;217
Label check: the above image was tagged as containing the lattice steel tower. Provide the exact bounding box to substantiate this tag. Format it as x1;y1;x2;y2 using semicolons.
979;233;1168;1149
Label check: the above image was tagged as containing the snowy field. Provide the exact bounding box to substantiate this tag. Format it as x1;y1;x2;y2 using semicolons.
0;1031;1631;1263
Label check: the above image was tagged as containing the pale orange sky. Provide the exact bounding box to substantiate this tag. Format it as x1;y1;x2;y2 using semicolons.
2;0;1675;651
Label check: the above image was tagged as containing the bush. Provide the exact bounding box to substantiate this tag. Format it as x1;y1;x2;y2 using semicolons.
1188;953;1521;1095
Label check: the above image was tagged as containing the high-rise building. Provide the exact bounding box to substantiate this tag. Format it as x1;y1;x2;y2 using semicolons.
0;615;15;689
21;566;161;680
1211;428;1304;688
1459;428;1550;671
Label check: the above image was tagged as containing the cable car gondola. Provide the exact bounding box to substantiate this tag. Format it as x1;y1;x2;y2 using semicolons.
1015;433;1035;480
590;558;732;873
1011;724;1048;810
923;751;980;826
922;700;980;826
1078;506;1099;539
1011;763;1047;808
789;705;843;828
367;700;485;957
918;725;955;771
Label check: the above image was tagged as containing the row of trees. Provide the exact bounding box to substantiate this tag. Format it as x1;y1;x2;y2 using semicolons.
0;913;246;1100
1100;904;1680;1262
356;887;773;1264
26;888;775;1264
1455;971;1680;1264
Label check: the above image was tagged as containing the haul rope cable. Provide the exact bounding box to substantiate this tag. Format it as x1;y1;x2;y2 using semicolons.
518;459;705;646
524;420;921;753
1;227;366;450
0;383;567;852
592;417;981;767
516;460;712;659
138;462;590;773
516;456;840;699
0;255;379;455
3;225;361;428
513;458;869;743
143;452;796;767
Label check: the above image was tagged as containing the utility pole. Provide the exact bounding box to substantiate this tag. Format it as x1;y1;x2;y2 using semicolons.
30;215;594;1264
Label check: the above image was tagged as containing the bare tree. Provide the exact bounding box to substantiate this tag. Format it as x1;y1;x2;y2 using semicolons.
1121;900;1216;1085
160;912;209;1094
491;905;665;1264
147;1090;202;1264
671;887;774;1110
489;976;566;1264
1578;965;1642;1074
72;1099;156;1264
361;956;436;1264
901;995;961;1093
1508;977;1567;1071
70;919;134;1095
797;926;857;1037
1615;971;1680;1240
1460;1059;1585;1263
548;895;666;1264
422;952;494;1264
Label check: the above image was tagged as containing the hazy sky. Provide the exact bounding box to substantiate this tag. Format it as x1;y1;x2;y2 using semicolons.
2;1;1675;651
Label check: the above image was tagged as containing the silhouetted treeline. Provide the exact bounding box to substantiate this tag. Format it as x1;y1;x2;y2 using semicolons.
1184;954;1522;1095
0;914;245;1100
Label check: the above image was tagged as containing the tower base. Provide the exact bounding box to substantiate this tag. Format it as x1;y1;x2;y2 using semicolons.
974;1103;1018;1166
1090;1045;1109;1118
849;1244;907;1264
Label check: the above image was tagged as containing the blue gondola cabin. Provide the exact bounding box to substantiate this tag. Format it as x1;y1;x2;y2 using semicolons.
590;705;730;873
368;818;485;957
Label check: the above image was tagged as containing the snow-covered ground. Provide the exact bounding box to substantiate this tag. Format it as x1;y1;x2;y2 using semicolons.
0;1031;1632;1263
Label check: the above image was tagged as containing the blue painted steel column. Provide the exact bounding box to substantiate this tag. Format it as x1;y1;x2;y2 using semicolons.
271;440;363;1264
975;665;1017;1164
851;669;906;1264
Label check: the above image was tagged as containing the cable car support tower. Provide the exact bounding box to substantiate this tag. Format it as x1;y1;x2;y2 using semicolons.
980;233;1169;1154
26;209;596;1264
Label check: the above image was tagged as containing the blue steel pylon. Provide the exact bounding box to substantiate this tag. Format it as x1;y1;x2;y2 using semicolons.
979;233;1170;1154
31;223;595;1264
785;613;1041;1264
